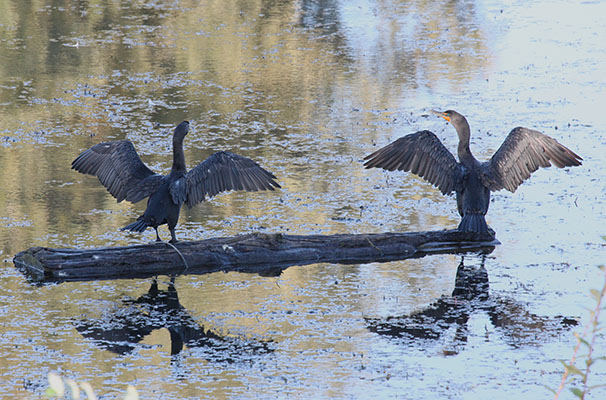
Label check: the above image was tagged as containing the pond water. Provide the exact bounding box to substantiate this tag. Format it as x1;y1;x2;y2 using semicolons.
0;0;605;398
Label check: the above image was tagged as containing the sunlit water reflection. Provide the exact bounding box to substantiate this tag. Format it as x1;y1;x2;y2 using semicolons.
0;0;604;399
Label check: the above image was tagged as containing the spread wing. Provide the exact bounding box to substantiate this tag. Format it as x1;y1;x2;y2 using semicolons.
480;127;582;192
185;151;281;207
363;130;461;194
71;140;164;203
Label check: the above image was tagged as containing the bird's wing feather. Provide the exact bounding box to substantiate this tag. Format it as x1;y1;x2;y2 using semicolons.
126;174;166;204
363;130;460;194
185;151;281;207
480;127;582;192
71;140;163;203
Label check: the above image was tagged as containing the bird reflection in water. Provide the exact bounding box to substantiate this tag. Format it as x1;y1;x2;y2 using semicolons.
366;255;578;354
75;278;272;361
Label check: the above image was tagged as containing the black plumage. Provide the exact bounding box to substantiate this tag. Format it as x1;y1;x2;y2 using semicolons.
363;110;582;233
72;121;280;242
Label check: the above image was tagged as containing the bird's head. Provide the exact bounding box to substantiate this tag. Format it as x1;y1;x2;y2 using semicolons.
430;109;463;123
430;109;470;140
173;121;190;141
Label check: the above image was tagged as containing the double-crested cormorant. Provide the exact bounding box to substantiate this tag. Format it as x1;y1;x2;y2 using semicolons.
72;121;280;243
363;110;582;233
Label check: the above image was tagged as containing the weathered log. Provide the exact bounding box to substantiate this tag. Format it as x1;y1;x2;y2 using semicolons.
13;230;499;283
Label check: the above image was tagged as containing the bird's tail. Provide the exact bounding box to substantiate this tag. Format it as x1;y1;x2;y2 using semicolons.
458;213;488;233
121;217;148;233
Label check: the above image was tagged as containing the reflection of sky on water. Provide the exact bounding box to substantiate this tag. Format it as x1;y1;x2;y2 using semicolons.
491;1;606;126
337;0;492;97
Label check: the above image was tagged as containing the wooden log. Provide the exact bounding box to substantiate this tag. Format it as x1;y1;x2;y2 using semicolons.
13;230;499;283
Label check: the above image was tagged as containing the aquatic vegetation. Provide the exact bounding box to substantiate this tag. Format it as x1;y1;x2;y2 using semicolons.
45;372;138;400
554;261;606;399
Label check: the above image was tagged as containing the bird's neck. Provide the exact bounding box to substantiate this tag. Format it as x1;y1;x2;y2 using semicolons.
458;141;475;165
171;137;187;174
455;120;476;165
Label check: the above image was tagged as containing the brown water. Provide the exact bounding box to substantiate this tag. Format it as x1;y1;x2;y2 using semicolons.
1;0;605;398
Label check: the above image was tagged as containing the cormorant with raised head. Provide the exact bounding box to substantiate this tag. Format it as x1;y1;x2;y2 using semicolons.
363;110;582;233
72;121;280;243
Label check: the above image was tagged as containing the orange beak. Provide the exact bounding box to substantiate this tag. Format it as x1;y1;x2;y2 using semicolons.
430;110;450;122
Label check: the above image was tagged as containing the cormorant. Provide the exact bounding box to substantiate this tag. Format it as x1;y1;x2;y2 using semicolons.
72;121;280;243
363;110;582;233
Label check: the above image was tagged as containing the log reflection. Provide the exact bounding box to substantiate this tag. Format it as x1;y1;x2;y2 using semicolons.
75;278;272;361
367;256;578;353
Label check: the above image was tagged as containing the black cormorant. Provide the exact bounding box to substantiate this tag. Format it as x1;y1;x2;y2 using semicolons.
363;110;582;233
72;121;280;242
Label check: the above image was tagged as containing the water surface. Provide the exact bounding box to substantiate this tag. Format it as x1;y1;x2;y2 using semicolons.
0;0;605;398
